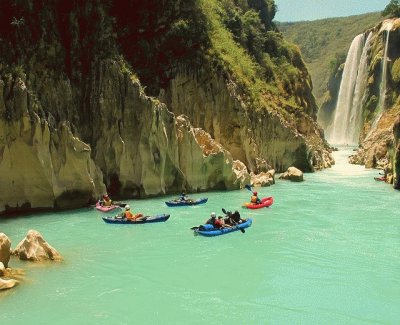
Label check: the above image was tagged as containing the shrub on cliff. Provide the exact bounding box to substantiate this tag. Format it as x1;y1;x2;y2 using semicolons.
391;58;400;84
382;0;400;18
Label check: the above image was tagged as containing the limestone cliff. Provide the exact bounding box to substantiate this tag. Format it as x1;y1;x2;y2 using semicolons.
0;0;330;215
0;77;105;212
164;68;332;173
0;59;248;214
347;19;400;188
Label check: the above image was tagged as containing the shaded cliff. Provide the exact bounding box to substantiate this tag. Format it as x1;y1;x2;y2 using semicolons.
0;0;331;214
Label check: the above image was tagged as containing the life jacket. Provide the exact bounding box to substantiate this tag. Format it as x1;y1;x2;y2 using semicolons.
214;219;223;228
125;211;134;219
251;195;258;203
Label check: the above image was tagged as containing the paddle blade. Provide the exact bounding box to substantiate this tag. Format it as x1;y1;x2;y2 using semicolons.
240;228;245;233
245;184;253;192
222;208;227;214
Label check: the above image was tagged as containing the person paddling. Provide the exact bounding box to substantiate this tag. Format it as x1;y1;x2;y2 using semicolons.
205;212;217;225
179;191;188;201
250;191;261;205
101;194;113;207
121;205;144;221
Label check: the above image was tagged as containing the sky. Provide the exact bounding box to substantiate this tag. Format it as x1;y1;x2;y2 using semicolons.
274;0;387;22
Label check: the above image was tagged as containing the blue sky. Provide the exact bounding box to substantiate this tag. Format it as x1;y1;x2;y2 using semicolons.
274;0;387;22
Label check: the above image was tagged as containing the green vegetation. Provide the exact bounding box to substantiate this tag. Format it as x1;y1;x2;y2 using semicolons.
382;0;400;17
392;58;400;84
0;0;315;120
278;12;382;105
200;0;312;115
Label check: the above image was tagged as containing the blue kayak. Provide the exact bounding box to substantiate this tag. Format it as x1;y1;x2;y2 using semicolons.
193;218;252;237
102;214;170;224
165;197;208;207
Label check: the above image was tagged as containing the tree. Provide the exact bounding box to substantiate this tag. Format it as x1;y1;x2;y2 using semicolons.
382;0;400;17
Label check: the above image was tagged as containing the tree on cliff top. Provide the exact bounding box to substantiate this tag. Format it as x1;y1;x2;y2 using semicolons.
382;0;400;17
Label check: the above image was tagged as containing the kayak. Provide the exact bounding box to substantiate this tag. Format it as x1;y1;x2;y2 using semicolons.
242;197;273;209
102;214;170;224
165;197;208;207
374;176;386;181
193;218;252;237
95;202;119;212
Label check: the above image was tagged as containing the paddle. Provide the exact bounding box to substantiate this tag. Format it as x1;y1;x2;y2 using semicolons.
244;184;253;192
222;208;245;233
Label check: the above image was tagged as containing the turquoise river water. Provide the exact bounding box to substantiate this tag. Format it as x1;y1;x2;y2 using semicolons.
0;148;399;324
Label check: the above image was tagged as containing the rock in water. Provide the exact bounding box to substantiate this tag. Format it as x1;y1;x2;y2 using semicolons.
279;166;304;182
0;233;11;268
12;230;63;262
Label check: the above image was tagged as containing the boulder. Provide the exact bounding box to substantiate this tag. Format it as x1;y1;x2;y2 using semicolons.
12;230;63;262
0;278;16;290
279;167;304;182
0;262;5;276
0;233;11;268
250;169;275;187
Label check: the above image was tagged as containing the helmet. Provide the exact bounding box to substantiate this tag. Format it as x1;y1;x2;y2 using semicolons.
253;192;258;195
125;205;130;210
211;212;216;218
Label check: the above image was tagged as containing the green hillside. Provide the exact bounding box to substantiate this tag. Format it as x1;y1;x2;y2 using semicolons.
277;12;383;105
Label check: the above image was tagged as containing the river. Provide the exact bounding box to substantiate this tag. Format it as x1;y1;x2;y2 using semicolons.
1;148;399;324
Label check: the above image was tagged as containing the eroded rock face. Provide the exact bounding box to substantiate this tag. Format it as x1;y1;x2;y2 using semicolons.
0;233;11;268
279;166;304;182
349;109;395;179
164;68;332;173
0;77;105;213
177;117;250;190
12;230;63;262
392;115;400;188
88;61;249;196
0;60;249;213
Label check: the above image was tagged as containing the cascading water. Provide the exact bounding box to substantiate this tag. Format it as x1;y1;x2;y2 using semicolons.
349;32;373;143
367;21;393;138
328;34;366;145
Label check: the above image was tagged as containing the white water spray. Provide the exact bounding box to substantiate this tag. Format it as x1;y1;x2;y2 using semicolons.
349;32;373;143
367;21;393;138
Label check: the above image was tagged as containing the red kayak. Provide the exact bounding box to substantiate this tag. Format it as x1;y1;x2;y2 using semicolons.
242;197;274;209
95;202;119;212
374;176;386;181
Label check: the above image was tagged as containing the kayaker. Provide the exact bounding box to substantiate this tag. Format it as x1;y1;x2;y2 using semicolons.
250;191;261;205
123;205;144;221
215;216;231;228
205;212;217;225
231;210;245;224
179;191;189;201
102;194;113;207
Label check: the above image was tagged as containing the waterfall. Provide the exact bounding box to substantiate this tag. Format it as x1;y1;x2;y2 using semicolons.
367;21;393;137
327;34;366;145
349;32;373;143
